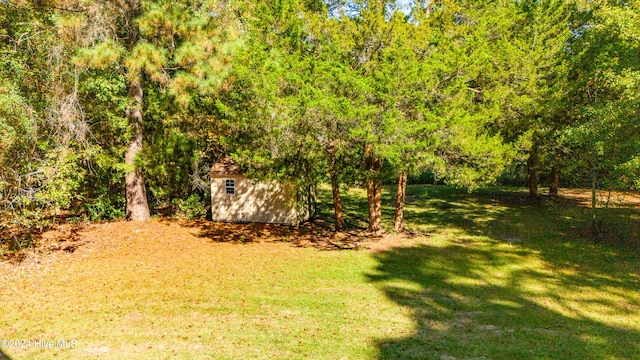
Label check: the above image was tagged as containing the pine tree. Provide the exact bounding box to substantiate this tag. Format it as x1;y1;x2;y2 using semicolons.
56;0;242;221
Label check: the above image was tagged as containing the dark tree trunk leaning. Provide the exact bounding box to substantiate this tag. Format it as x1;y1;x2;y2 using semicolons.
393;171;407;233
365;144;383;235
124;71;151;221
327;139;344;231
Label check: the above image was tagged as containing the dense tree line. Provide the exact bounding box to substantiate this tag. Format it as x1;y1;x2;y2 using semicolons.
0;0;638;235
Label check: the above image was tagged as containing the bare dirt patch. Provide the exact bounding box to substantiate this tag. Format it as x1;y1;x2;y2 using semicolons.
183;218;419;251
1;218;419;275
555;188;640;208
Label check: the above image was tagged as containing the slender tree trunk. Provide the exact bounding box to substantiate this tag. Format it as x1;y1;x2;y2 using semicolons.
330;178;343;231
393;171;407;233
367;179;382;234
549;169;559;195
591;169;599;234
327;139;343;231
124;71;151;221
527;146;538;198
307;185;316;219
365;144;383;235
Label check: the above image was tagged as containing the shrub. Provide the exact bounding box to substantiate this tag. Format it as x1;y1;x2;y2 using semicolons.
173;194;207;219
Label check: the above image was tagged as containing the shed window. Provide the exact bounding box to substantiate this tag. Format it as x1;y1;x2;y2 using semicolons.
225;179;235;195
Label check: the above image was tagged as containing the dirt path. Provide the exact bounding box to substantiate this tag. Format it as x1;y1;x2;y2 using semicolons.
557;188;640;208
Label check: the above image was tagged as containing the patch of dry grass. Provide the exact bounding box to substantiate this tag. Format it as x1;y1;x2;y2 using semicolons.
2;186;640;359
0;220;413;359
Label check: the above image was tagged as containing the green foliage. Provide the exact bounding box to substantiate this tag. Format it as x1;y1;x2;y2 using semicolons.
42;0;244;221
73;40;125;70
226;0;518;199
0;4;86;231
562;0;640;191
142;117;200;207
82;149;127;221
173;194;208;219
1;0;639;235
86;193;125;221
222;0;335;189
37;148;85;210
71;67;129;221
0;79;35;167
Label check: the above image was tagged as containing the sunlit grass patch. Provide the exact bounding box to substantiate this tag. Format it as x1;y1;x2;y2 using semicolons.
1;185;639;359
352;185;640;359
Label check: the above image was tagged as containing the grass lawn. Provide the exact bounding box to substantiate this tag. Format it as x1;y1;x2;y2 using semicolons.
1;185;639;359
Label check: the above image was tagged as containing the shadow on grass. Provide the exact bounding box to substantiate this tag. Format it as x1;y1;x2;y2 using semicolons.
0;349;11;360
1;222;85;263
368;243;640;359
350;185;640;359
402;186;640;251
322;184;640;253
168;218;371;250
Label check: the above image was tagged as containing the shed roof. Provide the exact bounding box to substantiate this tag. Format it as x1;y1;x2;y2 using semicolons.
210;156;243;176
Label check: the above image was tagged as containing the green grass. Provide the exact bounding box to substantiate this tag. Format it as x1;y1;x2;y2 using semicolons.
1;185;639;359
321;185;640;359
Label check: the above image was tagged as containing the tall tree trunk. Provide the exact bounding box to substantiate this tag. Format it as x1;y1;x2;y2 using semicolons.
527;145;538;198
549;169;559;195
393;171;407;233
307;185;316;220
365;144;383;235
591;169;599;234
327;139;343;231
124;71;151;221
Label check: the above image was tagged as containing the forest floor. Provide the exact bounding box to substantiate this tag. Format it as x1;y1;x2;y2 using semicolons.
1;186;639;359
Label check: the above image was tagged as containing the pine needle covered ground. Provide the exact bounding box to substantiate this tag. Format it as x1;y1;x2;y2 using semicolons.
1;186;639;359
